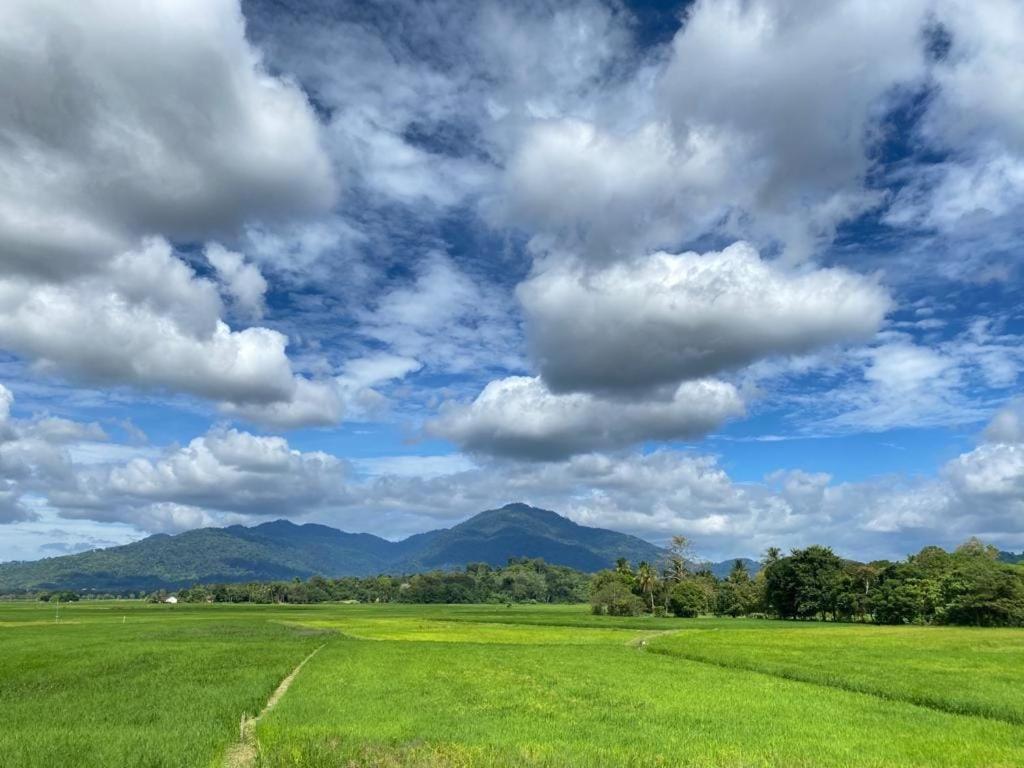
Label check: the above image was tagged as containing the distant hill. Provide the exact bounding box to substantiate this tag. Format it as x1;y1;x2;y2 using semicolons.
0;502;759;592
0;503;668;591
703;558;760;580
402;503;664;572
1000;551;1024;565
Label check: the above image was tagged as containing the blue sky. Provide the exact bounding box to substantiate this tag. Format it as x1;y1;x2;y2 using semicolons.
1;0;1023;563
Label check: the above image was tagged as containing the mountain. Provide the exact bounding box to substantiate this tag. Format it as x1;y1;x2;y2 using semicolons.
704;558;760;580
0;503;672;592
0;522;396;592
1000;551;1024;565
402;503;665;572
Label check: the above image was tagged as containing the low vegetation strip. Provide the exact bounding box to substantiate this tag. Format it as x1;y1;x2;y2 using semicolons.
645;625;1024;725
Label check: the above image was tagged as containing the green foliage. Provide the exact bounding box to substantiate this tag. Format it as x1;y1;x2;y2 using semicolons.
170;558;589;607
754;540;1024;627
589;575;646;616
668;580;708;617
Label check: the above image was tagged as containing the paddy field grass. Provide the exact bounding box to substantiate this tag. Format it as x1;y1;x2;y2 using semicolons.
1;601;1022;767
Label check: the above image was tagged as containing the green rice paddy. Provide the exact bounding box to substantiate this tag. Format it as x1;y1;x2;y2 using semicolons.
1;602;1022;767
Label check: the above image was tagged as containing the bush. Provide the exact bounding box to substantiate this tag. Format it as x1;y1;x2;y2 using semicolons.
591;582;646;617
668;580;707;618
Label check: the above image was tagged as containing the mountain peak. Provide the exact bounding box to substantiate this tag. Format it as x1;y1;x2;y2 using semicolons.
0;504;761;592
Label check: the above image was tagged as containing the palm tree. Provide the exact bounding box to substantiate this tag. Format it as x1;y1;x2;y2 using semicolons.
762;547;782;567
637;561;657;613
665;535;693;583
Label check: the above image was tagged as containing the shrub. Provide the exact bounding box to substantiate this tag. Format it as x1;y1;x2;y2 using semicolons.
591;582;645;617
668;581;707;618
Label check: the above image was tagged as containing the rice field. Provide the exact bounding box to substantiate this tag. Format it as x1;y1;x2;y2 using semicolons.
1;602;1022;767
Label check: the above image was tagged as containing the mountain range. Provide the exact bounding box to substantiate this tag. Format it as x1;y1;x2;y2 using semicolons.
0;503;758;592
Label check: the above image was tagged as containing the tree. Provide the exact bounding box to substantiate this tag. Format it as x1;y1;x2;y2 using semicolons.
728;559;750;583
762;547;782;566
668;580;707;618
590;581;645;616
714;581;744;617
665;536;694;583
636;561;658;613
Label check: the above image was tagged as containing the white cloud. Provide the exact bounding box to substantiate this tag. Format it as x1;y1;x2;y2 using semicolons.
799;322;1023;433
499;119;735;261
0;0;335;279
52;427;350;526
519;242;890;395
945;442;1024;499
656;0;929;259
883;1;1024;259
985;399;1024;444
430;376;743;460
0;1;357;425
0;239;297;406
220;353;421;429
205;244;268;320
490;0;931;261
358;253;522;375
17;406;1023;555
0;384;106;524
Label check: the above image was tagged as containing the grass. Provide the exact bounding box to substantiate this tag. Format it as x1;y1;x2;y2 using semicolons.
0;601;326;768
2;602;1023;767
644;620;1024;724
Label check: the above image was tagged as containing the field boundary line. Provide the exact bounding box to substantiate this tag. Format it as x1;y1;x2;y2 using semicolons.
642;645;1023;727
222;643;326;768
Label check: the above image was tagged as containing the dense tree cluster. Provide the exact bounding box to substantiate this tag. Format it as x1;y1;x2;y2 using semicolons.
152;558;589;606
590;537;1024;627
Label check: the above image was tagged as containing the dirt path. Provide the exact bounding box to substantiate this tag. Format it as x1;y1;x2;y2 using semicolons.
222;644;326;768
627;629;684;648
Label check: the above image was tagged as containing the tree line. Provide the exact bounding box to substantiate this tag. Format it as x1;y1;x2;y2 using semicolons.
90;536;1024;628
147;557;589;606
590;536;1024;627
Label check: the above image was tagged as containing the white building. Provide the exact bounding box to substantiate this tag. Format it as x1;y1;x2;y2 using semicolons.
164;595;178;604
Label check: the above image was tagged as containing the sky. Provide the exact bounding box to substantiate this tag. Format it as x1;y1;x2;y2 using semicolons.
1;0;1023;563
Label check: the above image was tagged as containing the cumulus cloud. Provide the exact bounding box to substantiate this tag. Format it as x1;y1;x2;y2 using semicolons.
985;399;1024;444
16;407;1022;555
882;1;1024;265
520;242;891;395
0;384;107;524
0;0;335;279
0;239;297;406
52;427;350;530
221;353;421;429
430;376;743;460
205;244;268;320
656;0;929;259
499;119;735;261
0;1;355;424
490;0;932;261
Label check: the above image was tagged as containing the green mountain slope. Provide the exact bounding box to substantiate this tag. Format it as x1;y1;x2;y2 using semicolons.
0;503;708;592
0;522;395;591
400;503;665;572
